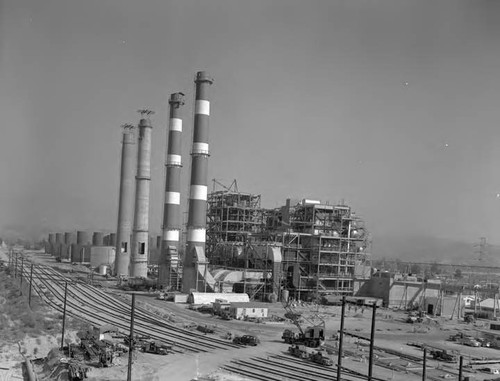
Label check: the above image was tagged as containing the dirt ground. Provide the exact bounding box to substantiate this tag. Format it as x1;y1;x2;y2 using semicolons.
2;248;500;381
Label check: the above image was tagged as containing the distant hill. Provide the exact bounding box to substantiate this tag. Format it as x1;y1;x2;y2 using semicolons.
372;235;500;266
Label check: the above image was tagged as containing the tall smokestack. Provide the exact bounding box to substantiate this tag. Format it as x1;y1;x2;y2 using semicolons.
158;92;184;289
130;111;154;277
114;125;137;276
182;71;213;292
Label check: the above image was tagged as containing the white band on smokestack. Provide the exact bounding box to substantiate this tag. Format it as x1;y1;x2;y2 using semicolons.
167;154;182;166
170;118;182;132
165;191;181;205
163;230;180;242
192;143;209;154
187;228;206;243
190;185;207;201
195;100;210;116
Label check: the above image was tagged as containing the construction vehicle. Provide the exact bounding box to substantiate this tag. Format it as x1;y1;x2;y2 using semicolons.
197;325;215;334
288;344;310;359
233;335;260;346
311;351;334;366
281;300;325;348
406;311;424;323
429;348;458;362
464;312;476;324
140;340;171;355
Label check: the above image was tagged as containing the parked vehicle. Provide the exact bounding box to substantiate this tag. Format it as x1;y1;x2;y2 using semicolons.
197;325;214;334
140;340;171;355
311;351;333;366
233;335;260;346
430;349;458;362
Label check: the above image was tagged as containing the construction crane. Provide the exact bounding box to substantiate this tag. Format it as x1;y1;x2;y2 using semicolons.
281;299;325;347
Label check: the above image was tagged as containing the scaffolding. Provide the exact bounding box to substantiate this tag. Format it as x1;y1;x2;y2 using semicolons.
270;201;371;300
205;180;371;300
206;179;267;267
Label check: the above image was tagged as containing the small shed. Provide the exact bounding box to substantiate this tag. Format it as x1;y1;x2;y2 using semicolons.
229;302;269;320
188;292;249;305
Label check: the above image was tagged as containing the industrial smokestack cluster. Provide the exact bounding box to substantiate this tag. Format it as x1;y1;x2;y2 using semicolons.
110;71;213;289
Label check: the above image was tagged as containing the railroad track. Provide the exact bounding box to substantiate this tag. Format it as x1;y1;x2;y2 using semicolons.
23;263;240;353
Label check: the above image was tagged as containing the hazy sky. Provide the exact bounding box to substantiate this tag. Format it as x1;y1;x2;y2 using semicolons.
1;0;500;250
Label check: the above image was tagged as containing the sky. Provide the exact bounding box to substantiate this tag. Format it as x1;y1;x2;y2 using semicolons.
1;0;500;255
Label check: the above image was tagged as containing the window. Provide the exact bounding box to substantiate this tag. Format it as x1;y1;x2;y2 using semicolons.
121;242;127;253
139;242;146;254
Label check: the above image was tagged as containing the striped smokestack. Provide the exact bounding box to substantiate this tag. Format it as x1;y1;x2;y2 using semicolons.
130;111;154;277
182;71;213;293
158;93;185;289
114;125;137;276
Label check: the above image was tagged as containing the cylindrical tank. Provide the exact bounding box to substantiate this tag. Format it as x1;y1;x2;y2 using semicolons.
90;246;116;268
115;126;137;277
48;233;55;254
103;235;109;246
282;289;290;303
77;231;90;245
109;233;117;247
98;265;108;276
64;232;75;245
183;72;213;293
55;233;64;259
92;232;104;246
130;116;153;278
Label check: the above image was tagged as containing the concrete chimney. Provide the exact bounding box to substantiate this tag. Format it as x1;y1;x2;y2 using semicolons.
114;126;137;276
159;92;184;288
182;71;213;292
130;114;153;277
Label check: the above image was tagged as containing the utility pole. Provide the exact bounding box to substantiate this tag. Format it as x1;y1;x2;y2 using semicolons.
368;302;377;381
127;293;136;381
60;282;68;350
337;296;346;381
14;253;18;278
422;348;427;380
28;264;34;307
458;356;463;381
20;256;24;294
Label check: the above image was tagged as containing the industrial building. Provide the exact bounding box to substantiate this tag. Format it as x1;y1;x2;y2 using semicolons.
43;70;372;301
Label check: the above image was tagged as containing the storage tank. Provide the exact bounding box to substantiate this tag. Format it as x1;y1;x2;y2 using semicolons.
98;264;109;276
90;246;116;268
282;289;290;303
92;232;104;246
